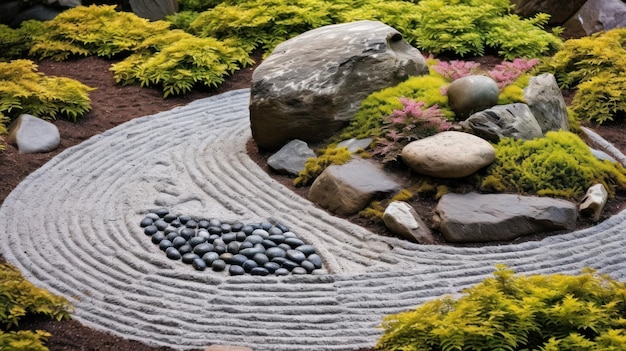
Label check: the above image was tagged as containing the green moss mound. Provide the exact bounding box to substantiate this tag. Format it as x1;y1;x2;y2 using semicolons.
294;146;352;187
533;28;626;125
480;131;626;199
377;265;626;351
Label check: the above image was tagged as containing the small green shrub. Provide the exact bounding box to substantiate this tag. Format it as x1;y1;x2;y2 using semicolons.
166;10;201;31
110;31;252;97
533;28;626;125
294;146;352;187
30;5;171;60
377;265;626;351
178;0;226;11
480;131;626;198
0;263;72;328
338;73;452;142
0;60;94;121
413;0;561;59
0;21;46;61
0;330;51;351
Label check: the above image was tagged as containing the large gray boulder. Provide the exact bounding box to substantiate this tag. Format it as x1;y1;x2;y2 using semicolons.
308;157;400;216
524;73;569;134
434;192;577;243
511;0;587;24
7;114;60;154
460;103;543;143
563;0;626;37
249;20;428;150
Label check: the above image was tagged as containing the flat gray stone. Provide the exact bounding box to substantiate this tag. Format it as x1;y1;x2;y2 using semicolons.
337;138;373;153
267;139;315;176
7;114;60;154
434;192;577;243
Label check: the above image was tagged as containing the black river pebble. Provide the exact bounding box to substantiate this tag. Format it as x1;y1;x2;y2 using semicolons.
141;210;324;276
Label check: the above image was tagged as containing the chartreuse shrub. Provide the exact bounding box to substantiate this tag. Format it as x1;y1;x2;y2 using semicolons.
0;263;72;351
480;131;626;199
110;31;252;97
0;60;94;122
413;0;562;59
377;265;626;351
0;21;46;61
30;5;171;61
533;28;626;125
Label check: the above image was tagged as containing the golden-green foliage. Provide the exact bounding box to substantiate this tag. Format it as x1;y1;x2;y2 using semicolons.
178;0;226;11
110;31;252;97
0;263;72;328
413;0;562;59
480;131;626;198
0;60;94;121
497;73;529;105
359;200;385;221
377;265;626;351
0;21;46;61
166;10;201;31
338;74;451;142
0;330;51;351
30;5;171;61
533;28;626;125
294;146;352;187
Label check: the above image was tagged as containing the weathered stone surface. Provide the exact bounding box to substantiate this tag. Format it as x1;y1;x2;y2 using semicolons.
205;346;253;351
563;0;626;37
267;139;315;176
308;157;400;216
524;73;569;134
446;75;499;120
9;4;61;27
337;138;373;153
250;20;429;150
401;131;496;178
383;201;434;244
511;0;587;24
7;114;60;154
460;103;543;143
434;192;577;243
129;0;178;20
590;147;617;163
579;183;609;222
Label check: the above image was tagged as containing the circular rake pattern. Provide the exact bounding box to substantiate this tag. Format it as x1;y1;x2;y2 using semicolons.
2;89;626;350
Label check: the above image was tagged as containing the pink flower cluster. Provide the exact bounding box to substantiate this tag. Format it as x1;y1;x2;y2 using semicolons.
432;58;539;91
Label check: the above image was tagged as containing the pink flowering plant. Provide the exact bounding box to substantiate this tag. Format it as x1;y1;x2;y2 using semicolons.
432;58;539;91
372;98;452;164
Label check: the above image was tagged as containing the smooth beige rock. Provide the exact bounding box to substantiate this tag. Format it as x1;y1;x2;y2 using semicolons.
401;131;495;178
383;201;434;244
308;158;399;216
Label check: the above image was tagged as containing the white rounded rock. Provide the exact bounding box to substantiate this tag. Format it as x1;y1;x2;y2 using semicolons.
401;131;495;178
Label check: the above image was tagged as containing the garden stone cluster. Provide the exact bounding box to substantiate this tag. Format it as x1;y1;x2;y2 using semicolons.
140;209;324;276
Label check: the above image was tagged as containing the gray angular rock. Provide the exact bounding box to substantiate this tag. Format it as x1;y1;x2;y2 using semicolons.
524;73;569;134
249;20;429;150
511;0;587;24
446;75;499;120
564;0;626;37
383;201;434;244
434;192;577;243
401;131;496;178
579;184;608;222
267;139;315;176
129;0;178;20
460;103;543;143
308;157;400;216
7;114;60;154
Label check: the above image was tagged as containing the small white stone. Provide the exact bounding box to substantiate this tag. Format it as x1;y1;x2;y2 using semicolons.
579;183;609;222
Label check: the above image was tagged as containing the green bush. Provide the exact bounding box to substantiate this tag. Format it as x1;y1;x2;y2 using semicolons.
110;31;252;97
533;28;626;125
0;21;46;61
377;265;626;351
30;5;171;60
480;131;626;199
0;60;94;122
0;330;51;351
0;263;72;327
413;0;562;59
294;146;352;187
178;0;226;11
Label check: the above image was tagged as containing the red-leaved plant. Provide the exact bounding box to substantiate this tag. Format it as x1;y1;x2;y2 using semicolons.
372;98;452;164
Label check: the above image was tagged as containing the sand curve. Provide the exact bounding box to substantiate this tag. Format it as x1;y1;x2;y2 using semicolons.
1;88;626;350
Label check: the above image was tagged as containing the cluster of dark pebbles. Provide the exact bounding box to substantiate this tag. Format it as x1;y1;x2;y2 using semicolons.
140;208;323;276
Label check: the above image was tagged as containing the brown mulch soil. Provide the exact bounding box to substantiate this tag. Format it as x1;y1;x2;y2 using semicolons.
2;54;626;350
